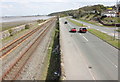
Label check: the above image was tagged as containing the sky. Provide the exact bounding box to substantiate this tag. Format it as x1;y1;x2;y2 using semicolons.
0;0;118;16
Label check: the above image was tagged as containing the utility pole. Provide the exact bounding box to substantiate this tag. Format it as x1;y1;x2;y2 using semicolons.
113;21;116;40
78;6;81;19
113;0;119;40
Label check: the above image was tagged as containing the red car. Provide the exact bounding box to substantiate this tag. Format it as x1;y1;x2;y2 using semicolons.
79;28;87;33
70;28;77;32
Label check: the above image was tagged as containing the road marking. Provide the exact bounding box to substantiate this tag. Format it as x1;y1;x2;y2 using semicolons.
88;26;91;28
70;37;96;80
101;31;107;33
83;36;88;41
101;54;118;69
89;69;96;80
68;23;73;28
115;65;118;68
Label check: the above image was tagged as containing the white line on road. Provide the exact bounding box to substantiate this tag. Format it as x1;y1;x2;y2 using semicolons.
101;53;118;69
68;23;74;29
83;36;88;41
71;37;96;80
89;69;96;80
101;31;107;33
115;65;118;68
81;33;117;69
88;26;90;28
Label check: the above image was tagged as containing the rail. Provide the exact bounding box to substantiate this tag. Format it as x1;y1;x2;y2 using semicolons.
0;17;56;80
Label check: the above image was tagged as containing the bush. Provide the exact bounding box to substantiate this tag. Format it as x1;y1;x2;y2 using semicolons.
8;29;13;36
25;24;30;29
117;18;120;23
37;19;45;23
86;15;90;19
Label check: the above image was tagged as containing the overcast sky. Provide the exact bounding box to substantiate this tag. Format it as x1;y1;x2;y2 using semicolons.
0;0;118;16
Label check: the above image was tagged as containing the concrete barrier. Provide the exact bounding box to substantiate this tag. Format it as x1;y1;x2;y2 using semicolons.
1;25;26;39
2;30;10;39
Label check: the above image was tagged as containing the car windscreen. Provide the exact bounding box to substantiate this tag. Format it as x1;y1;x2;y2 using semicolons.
82;28;87;30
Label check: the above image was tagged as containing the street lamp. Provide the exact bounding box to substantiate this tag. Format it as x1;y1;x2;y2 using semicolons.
113;20;117;40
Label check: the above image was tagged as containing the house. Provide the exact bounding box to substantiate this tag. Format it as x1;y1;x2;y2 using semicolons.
101;10;116;17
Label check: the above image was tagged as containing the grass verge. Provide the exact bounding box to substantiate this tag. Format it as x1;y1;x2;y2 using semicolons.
40;28;56;80
88;29;119;49
79;19;100;25
2;20;45;31
41;18;61;80
78;19;115;27
2;23;38;45
1;21;32;31
116;29;120;32
67;18;87;27
2;29;28;43
46;19;61;80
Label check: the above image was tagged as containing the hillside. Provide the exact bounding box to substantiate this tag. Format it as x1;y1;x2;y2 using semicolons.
48;4;116;17
48;4;119;26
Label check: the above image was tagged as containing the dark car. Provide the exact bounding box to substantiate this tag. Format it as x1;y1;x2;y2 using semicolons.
69;28;77;32
64;21;67;24
79;28;87;33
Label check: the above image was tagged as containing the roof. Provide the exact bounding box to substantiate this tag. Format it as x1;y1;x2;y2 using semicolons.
101;10;116;14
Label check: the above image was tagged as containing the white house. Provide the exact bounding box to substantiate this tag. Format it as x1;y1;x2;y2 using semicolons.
101;10;116;17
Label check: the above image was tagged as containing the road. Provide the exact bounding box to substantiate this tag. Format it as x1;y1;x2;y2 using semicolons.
60;18;118;80
69;17;119;39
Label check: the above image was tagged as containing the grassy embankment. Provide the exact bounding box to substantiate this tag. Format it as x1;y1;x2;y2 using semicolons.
41;18;61;80
79;18;104;26
2;20;46;44
102;17;120;24
2;19;45;31
116;29;120;32
88;29;119;49
78;14;104;26
40;27;56;80
1;20;38;31
2;22;38;43
79;16;120;32
78;14;118;27
67;18;87;27
67;18;119;49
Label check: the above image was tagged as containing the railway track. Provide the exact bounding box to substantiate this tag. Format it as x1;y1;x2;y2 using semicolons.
0;17;57;80
0;18;52;58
